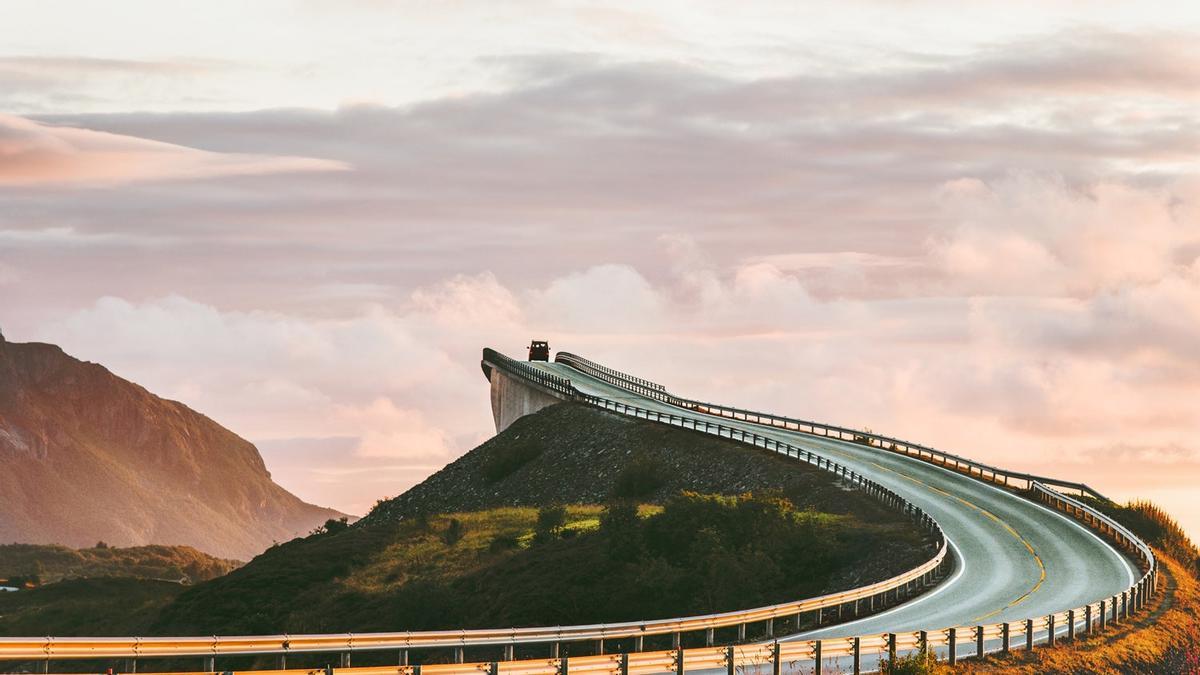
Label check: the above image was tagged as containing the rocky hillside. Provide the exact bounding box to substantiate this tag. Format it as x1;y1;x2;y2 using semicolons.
0;338;343;559
365;401;898;524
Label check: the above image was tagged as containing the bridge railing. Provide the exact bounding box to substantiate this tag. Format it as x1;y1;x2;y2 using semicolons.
554;351;1104;500
554;352;674;403
484;347;576;397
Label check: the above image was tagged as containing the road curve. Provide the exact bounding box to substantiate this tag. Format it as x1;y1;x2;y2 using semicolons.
531;358;1138;639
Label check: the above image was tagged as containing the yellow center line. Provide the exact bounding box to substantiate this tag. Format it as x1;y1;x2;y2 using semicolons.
796;436;1049;623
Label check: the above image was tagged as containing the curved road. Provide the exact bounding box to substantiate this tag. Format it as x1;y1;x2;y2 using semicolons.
531;358;1137;639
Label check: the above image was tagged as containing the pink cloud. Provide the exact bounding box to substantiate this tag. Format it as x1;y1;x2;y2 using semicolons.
0;114;348;186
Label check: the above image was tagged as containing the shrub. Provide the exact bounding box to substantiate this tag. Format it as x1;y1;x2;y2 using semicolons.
310;517;350;536
533;505;567;544
442;519;465;546
612;455;666;498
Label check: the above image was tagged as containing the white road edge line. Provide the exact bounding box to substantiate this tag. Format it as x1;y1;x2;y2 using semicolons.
781;536;968;641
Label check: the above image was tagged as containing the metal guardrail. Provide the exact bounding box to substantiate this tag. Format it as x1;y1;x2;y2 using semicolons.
0;347;1161;675
554;352;1105;500
484;348;575;397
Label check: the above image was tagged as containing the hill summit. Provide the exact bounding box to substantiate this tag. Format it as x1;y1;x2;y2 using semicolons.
0;340;343;559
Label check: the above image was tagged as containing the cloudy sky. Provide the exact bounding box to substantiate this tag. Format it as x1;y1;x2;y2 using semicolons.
2;1;1199;538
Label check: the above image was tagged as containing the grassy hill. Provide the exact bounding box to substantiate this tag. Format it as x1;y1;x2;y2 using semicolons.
153;493;932;638
0;543;240;586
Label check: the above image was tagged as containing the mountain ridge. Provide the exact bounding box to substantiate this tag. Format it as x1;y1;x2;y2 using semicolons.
0;338;344;559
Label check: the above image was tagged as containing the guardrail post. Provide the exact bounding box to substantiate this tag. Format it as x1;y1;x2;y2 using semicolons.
558;656;568;675
771;641;781;675
737;623;746;643
1047;615;1055;647
340;651;351;668
503;644;514;661
705;628;714;647
672;632;681;650
676;646;685;675
400;649;409;666
887;633;896;664
947;628;956;665
813;640;822;675
203;656;214;673
596;639;604;655
488;662;498;675
1085;605;1092;635
454;647;465;664
1001;623;1009;655
765;617;774;639
620;652;629;675
976;625;984;658
279;653;287;670
1068;610;1076;642
551;642;561;658
852;637;861;675
634;636;643;652
1122;591;1129;622
1100;600;1107;630
1112;595;1119;624
1025;619;1034;651
725;646;735;675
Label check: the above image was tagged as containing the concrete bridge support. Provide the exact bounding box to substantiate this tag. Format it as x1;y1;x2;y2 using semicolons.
484;363;571;432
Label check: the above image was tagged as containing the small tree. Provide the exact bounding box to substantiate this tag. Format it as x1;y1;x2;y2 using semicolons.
94;541;109;549
442;518;465;546
324;517;350;534
600;501;642;562
534;505;568;544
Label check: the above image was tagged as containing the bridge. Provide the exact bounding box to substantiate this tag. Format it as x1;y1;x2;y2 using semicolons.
0;346;1158;674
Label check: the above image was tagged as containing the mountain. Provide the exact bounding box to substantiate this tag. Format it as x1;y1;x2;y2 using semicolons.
0;337;344;560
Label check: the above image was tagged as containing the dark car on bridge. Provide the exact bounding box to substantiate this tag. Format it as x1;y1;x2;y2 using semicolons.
528;340;550;361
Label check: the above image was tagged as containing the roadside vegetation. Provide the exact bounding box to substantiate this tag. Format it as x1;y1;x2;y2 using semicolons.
152;491;929;636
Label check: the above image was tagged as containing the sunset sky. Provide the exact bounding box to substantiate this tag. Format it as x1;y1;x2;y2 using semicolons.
2;2;1199;539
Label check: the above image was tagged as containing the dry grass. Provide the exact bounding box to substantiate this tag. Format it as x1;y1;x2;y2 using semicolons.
943;553;1198;674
